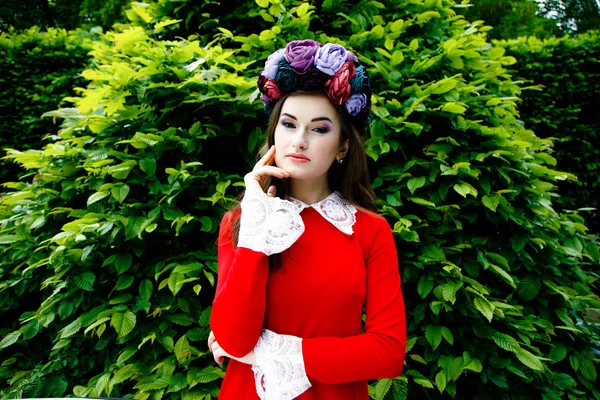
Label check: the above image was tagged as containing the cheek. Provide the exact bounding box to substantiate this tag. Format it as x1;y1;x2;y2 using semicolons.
273;129;286;165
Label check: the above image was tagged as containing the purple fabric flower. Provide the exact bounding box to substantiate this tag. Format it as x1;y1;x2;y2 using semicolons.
344;93;367;116
257;72;266;93
263;48;285;80
314;43;347;76
346;50;358;62
284;39;319;74
261;93;274;104
351;65;370;94
275;61;297;92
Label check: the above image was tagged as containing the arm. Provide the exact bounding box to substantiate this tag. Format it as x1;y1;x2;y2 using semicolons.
210;145;293;358
302;217;406;384
210;210;269;358
252;217;406;388
211;188;305;358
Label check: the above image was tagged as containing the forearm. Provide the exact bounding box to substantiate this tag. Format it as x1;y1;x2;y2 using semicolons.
302;331;405;384
210;247;268;358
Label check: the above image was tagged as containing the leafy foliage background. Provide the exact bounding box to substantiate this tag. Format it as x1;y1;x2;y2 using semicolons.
0;26;97;183
499;31;600;233
0;0;599;399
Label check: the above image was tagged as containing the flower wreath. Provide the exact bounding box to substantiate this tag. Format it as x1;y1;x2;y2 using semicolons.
257;39;372;126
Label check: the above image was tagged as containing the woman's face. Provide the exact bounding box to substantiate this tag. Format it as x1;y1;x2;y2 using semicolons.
273;93;347;181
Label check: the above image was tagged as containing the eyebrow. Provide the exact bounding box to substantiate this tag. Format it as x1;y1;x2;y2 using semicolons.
281;113;333;123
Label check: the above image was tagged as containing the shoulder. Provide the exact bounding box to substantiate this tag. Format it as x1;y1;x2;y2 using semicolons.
353;208;394;255
354;207;390;233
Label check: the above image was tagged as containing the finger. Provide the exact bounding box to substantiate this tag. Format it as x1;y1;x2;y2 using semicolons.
253;165;290;178
267;185;277;197
211;341;221;353
213;348;225;365
256;145;276;167
207;331;215;352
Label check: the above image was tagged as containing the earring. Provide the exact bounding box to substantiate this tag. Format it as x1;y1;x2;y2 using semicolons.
337;158;344;164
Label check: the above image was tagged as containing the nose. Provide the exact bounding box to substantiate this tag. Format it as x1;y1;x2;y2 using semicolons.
291;129;308;150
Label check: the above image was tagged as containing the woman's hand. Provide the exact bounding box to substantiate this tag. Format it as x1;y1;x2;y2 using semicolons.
208;330;256;366
244;145;289;196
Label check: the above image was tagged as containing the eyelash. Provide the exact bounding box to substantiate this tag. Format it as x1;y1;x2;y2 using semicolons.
281;121;329;134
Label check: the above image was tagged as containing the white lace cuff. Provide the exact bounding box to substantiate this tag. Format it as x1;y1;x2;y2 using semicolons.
238;190;304;256
251;329;312;400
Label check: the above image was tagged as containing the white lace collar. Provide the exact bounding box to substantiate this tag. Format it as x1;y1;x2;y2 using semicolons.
286;191;357;235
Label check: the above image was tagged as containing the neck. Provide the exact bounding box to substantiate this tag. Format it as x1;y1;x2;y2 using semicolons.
287;176;331;205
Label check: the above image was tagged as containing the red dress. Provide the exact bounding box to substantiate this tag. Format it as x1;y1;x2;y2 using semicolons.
210;194;406;399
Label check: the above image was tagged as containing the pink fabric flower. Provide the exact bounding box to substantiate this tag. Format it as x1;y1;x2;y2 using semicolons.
262;78;282;101
325;62;356;105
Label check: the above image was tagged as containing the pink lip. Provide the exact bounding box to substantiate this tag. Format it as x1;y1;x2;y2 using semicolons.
287;153;310;162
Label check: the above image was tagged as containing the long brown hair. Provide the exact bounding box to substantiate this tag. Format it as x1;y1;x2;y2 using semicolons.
228;91;377;268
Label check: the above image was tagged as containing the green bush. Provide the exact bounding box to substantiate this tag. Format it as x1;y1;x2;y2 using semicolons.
0;26;97;183
0;1;598;399
499;31;600;232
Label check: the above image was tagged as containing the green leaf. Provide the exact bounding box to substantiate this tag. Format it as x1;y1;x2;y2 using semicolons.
117;348;138;365
425;325;443;350
473;296;494;322
417;277;433;298
200;216;212;232
548;344;567;363
580;358;597;381
115;274;134;291
168;373;188;393
111;311;136;338
168;314;194;326
47;374;68;397
492;332;520;352
0;331;21;349
552;373;576;390
413;378;433;388
519;276;541;301
186;328;206;342
375;378;392;399
193;284;202;295
407;176;426;194
199;307;211;327
482;194;500;212
174;336;191;362
158;336;174;352
442;102;467;114
488;263;516;288
441;327;454;345
390;50;404;66
0;235;21;244
75;272;96;291
111;184;130;204
115;253;133;275
296;2;309;17
435;371;446;393
139;279;153;301
515;348;544;371
87;191;110;206
139;158;157;176
60;318;81;339
23;320;41;340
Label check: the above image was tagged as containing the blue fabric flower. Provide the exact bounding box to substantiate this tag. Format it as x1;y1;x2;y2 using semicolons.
344;93;367;116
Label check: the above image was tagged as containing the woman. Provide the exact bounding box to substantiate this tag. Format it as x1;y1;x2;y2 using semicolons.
208;39;406;399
